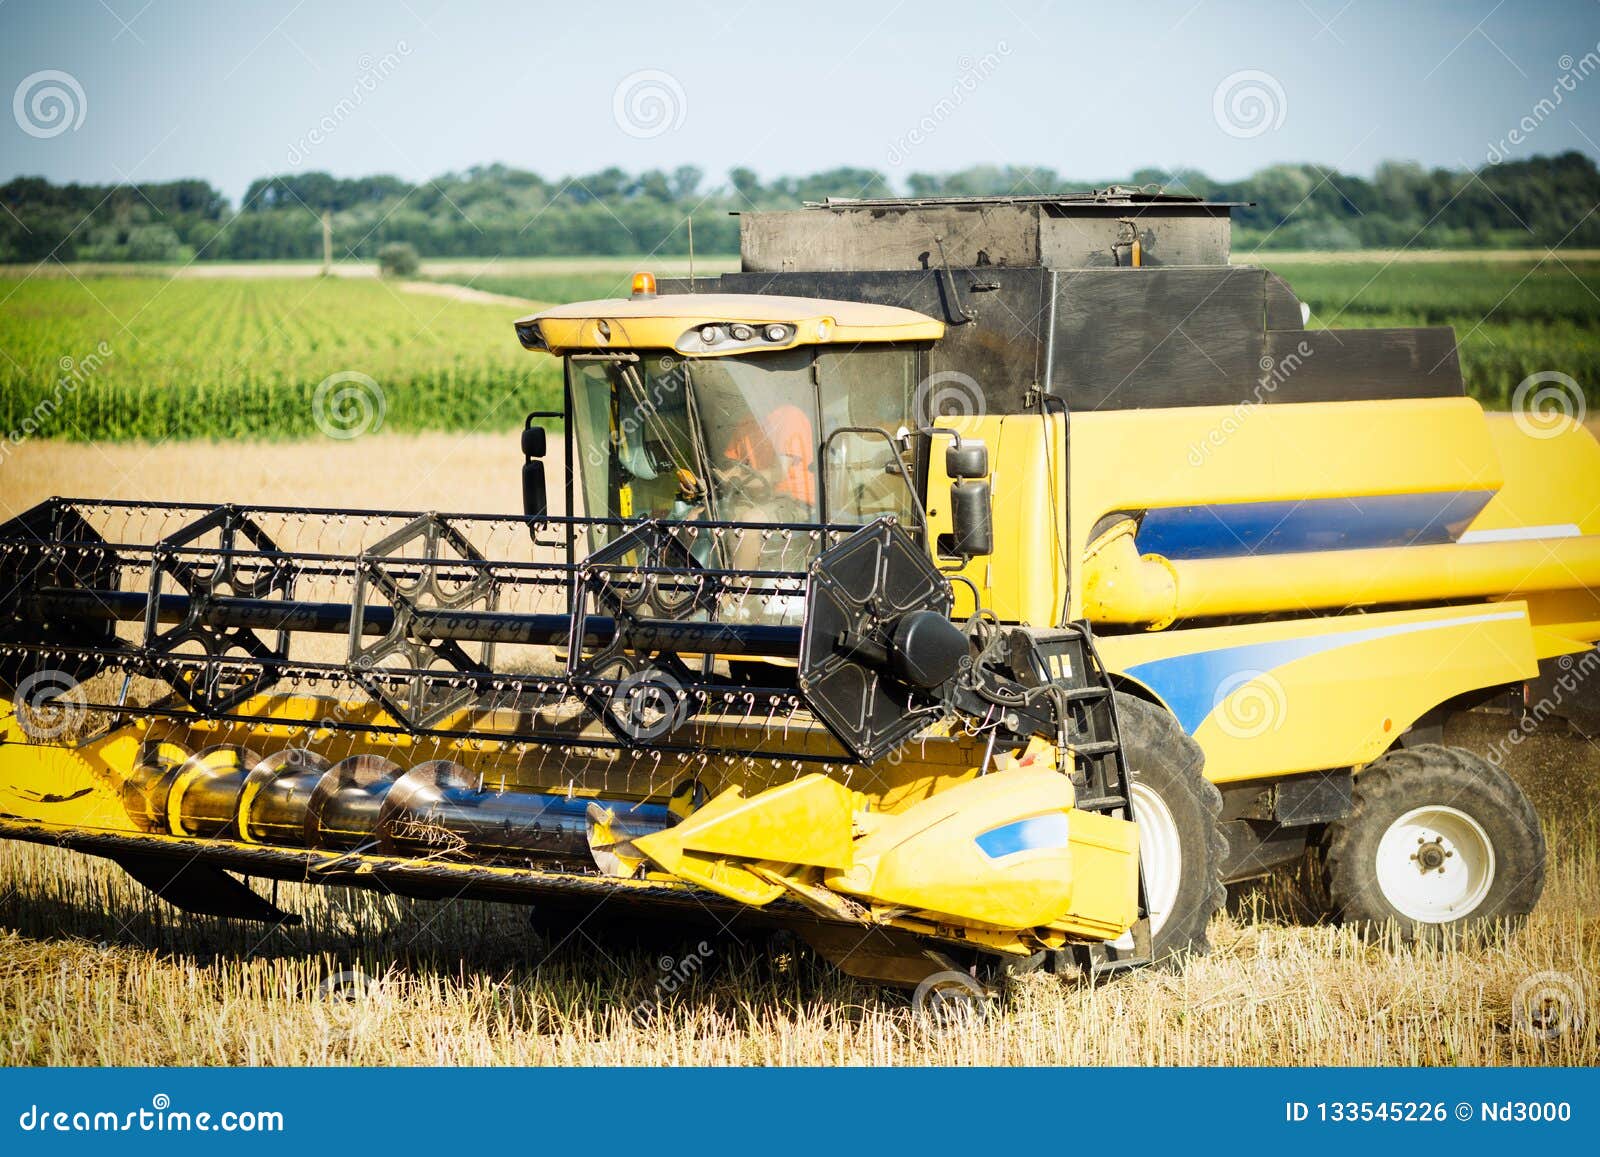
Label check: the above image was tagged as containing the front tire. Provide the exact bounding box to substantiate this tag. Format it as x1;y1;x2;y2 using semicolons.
1322;744;1545;940
1106;693;1228;964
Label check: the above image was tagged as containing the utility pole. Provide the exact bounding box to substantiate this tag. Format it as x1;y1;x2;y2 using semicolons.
321;211;333;276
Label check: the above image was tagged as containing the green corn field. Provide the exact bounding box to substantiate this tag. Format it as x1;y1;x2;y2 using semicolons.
0;255;1593;443
1261;258;1600;408
0;275;559;442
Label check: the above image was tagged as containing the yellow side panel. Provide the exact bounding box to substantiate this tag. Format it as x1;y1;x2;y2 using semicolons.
1070;395;1499;514
925;411;1066;625
1067;397;1501;619
1520;589;1600;655
0;720;141;833
1052;809;1140;941
1098;602;1537;782
826;767;1086;930
1472;416;1600;649
1472;415;1600;535
643;773;856;869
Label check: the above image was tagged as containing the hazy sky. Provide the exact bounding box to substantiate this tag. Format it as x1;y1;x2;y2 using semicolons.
4;0;1599;203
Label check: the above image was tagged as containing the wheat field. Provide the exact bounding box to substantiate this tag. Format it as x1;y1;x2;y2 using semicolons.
1;436;1597;1066
1;812;1595;1066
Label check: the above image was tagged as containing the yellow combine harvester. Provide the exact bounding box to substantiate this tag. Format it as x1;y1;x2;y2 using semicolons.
3;191;1596;984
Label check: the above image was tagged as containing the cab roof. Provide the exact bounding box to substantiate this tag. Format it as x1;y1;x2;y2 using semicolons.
514;292;943;357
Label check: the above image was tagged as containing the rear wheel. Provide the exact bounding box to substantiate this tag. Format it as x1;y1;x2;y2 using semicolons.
1322;744;1545;940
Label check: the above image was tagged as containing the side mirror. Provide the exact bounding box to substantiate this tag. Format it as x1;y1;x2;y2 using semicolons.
948;478;994;557
522;417;548;521
935;437;992;559
945;439;988;480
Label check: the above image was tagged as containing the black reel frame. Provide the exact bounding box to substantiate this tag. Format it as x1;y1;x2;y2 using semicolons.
0;499;1037;765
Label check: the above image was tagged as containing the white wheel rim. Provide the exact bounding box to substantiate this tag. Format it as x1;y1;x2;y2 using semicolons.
1374;804;1496;923
1129;780;1183;936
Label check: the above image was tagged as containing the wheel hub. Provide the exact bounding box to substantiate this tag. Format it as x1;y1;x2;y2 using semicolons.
1375;805;1496;923
1411;837;1452;873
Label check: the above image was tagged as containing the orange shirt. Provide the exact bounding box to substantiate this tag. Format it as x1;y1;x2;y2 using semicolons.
723;404;816;505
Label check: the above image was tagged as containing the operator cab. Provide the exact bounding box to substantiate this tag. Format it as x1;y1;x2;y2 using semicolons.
514;285;965;572
568;344;922;531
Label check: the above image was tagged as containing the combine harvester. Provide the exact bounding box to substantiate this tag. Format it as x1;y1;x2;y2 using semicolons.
2;192;1597;985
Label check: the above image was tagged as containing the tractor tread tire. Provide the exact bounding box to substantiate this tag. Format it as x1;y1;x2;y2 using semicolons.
1114;692;1228;963
1322;743;1545;941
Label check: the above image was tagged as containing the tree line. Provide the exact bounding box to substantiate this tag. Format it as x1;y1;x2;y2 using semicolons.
2;151;1596;263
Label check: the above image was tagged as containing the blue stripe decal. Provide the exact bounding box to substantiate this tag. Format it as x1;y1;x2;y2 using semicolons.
1125;610;1523;734
1136;491;1495;561
975;813;1071;860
